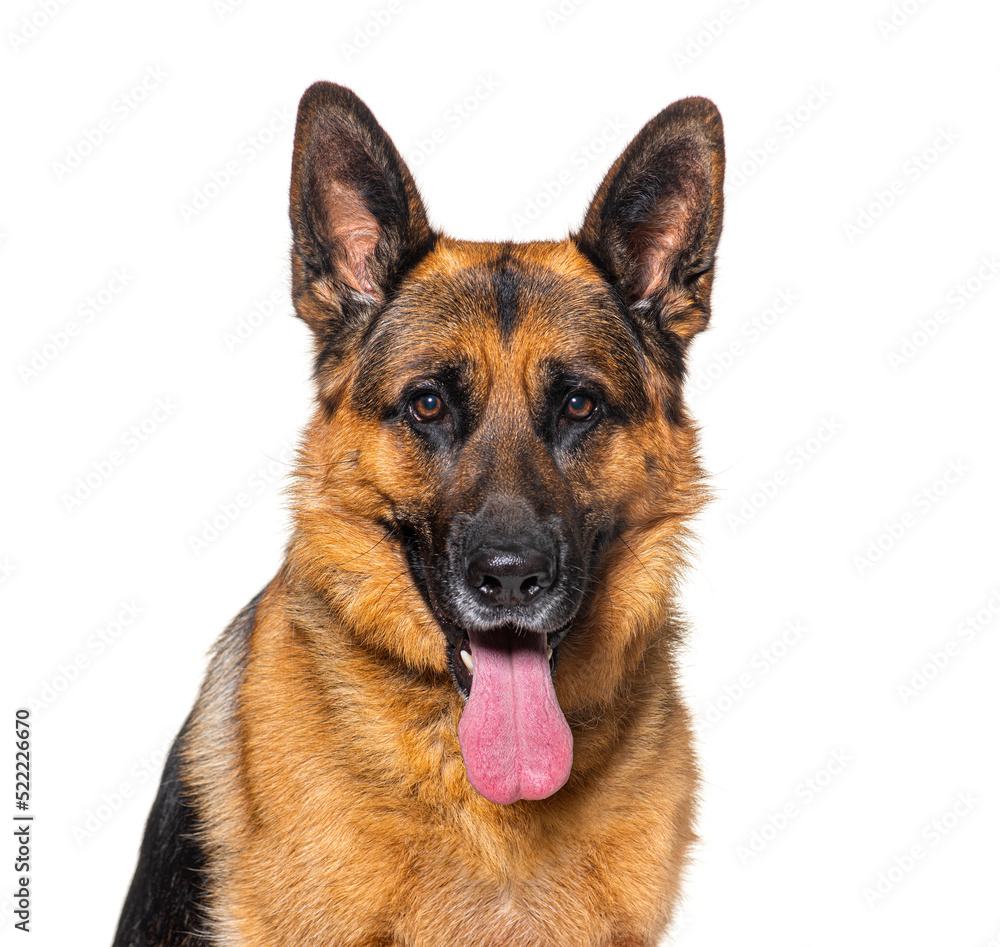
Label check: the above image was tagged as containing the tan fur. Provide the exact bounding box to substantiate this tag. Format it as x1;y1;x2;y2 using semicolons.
180;238;707;947
120;84;728;947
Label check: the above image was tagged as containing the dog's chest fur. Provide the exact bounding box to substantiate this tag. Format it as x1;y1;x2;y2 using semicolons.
186;586;695;947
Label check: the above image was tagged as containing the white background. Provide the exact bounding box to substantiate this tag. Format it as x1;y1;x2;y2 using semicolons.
2;0;999;944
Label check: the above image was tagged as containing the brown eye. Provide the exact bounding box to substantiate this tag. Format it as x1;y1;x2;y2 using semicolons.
563;391;596;422
410;393;444;422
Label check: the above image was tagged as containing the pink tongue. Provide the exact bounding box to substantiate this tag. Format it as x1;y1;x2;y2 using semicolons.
458;629;573;805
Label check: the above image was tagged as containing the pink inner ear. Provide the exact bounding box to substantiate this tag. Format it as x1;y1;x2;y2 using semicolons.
325;180;380;296
629;191;699;301
339;226;378;295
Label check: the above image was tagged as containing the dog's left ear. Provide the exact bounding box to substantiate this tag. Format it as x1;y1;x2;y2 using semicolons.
575;97;725;346
289;82;434;336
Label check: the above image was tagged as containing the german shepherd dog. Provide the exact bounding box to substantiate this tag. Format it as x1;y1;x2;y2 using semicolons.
114;82;724;946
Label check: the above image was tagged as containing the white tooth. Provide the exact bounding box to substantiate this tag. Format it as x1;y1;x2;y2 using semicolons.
547;648;553;661
460;649;474;672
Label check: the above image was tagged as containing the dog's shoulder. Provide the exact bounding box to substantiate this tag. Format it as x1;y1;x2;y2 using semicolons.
113;590;262;946
111;717;209;947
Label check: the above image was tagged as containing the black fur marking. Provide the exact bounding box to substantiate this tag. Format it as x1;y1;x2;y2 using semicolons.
396;521;440;629
111;718;209;947
114;589;262;946
491;245;521;337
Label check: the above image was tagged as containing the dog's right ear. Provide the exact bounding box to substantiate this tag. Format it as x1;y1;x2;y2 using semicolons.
289;82;434;338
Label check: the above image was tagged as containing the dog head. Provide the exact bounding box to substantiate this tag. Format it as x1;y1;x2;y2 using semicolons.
286;83;723;805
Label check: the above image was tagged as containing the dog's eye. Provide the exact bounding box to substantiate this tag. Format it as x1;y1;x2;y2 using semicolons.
410;393;445;422
563;391;597;422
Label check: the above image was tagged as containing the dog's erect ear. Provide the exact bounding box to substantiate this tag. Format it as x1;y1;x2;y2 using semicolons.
289;82;434;334
575;97;724;346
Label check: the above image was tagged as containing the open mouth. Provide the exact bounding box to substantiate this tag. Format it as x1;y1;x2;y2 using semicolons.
439;613;569;701
433;609;574;805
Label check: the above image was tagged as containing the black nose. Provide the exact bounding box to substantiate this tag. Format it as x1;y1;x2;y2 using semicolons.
466;547;555;607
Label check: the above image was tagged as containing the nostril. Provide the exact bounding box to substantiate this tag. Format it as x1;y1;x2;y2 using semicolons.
528;568;553;591
465;548;555;607
480;576;502;598
518;573;548;602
